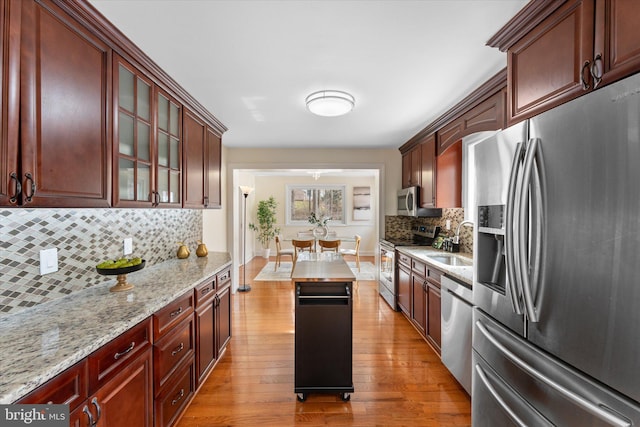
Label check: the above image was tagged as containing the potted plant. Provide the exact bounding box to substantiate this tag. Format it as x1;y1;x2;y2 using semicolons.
249;196;281;258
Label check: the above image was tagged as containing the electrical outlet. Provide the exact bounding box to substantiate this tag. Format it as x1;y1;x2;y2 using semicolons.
123;238;133;255
39;248;59;275
446;219;451;230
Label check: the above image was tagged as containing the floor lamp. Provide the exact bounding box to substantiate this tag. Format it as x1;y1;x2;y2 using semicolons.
239;186;254;292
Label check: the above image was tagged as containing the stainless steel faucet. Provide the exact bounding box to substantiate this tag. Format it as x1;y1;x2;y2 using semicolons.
453;220;474;244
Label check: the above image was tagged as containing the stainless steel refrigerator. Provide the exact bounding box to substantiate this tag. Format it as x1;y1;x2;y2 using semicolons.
472;72;640;426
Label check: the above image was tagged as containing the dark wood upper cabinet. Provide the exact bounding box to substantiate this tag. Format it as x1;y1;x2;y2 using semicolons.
182;109;206;209
489;0;640;125
113;55;183;208
1;0;226;209
436;141;462;209
420;134;436;208
183;109;223;209
13;0;111;207
593;0;640;87
401;144;421;189
205;128;222;209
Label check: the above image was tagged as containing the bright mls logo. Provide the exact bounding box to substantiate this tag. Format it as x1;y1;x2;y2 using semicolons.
1;405;68;426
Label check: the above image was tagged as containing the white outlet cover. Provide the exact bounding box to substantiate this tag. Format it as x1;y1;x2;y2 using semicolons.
39;248;59;275
123;238;133;255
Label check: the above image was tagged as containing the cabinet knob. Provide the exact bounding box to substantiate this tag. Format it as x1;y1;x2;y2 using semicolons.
580;60;591;91
591;53;603;89
9;172;21;204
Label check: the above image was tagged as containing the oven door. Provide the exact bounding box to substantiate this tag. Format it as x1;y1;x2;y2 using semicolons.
378;242;397;310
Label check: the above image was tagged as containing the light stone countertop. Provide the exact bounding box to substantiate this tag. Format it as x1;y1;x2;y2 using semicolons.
0;252;232;404
291;252;356;282
395;247;473;285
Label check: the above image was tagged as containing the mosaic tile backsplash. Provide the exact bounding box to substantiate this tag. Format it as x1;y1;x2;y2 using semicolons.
0;209;202;317
385;208;474;254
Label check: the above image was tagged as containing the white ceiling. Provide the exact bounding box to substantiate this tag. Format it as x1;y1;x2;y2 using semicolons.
89;0;527;150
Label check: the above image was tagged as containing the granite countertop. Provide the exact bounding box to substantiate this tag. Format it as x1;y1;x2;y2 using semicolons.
0;252;232;404
395;247;473;285
291;252;356;282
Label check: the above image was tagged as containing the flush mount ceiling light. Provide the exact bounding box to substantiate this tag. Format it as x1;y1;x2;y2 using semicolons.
305;90;355;117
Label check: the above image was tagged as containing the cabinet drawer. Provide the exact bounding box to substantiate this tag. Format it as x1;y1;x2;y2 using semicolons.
412;258;426;277
154;316;194;391
397;253;411;267
154;360;195;427
154;292;194;339
194;279;215;308
88;317;152;394
16;359;87;410
426;266;442;287
217;267;231;289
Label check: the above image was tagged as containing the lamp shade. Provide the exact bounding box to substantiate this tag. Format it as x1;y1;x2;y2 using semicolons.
239;185;254;196
305;90;355;117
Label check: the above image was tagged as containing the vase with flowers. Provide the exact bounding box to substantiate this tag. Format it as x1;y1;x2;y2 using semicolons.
308;212;330;239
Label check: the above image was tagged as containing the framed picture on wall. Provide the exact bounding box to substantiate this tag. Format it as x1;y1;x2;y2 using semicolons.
353;186;371;221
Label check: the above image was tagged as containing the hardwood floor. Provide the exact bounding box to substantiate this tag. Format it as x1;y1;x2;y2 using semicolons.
177;256;471;426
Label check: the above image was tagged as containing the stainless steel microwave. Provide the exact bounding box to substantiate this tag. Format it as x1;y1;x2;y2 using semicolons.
397;186;442;217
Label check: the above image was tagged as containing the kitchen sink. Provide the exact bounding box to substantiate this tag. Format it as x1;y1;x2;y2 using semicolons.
427;255;472;267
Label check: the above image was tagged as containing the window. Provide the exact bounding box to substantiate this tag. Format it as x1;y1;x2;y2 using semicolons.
286;185;346;225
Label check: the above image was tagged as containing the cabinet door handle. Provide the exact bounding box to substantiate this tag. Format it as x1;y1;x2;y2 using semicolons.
113;341;135;359
170;306;183;317
91;397;102;426
171;342;184;356
204;196;209;207
590;53;603;89
23;173;36;203
171;388;185;406
154;191;160;206
82;404;95;427
201;286;212;297
580;60;591;90
9;172;21;204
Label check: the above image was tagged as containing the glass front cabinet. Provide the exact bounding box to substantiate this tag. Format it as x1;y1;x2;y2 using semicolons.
114;55;182;207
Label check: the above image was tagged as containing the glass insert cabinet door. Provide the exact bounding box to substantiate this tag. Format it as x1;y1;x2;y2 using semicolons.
156;89;181;205
116;59;153;205
114;56;182;207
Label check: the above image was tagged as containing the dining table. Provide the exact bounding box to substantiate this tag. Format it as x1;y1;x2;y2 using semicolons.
284;235;356;252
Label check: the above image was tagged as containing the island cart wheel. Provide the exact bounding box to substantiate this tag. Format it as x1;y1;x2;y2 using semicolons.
297;393;307;402
341;392;351;402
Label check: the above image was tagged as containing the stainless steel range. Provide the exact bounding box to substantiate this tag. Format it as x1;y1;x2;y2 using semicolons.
378;225;440;310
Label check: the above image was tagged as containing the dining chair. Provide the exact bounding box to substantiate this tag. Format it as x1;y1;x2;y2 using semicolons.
340;234;361;271
274;235;294;271
318;239;341;253
291;239;314;274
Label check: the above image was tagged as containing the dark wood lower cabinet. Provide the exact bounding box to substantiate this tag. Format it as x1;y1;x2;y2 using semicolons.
216;284;232;355
397;262;411;316
411;274;426;336
397;252;443;356
92;348;153;427
426;283;442;352
195;294;216;385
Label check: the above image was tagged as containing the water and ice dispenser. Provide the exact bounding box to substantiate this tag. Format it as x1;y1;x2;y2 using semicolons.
477;205;507;295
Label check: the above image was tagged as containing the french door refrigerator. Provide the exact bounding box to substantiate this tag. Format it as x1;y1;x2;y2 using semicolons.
472;72;640;426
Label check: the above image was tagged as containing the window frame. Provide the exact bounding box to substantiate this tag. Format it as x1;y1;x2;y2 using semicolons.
285;184;347;226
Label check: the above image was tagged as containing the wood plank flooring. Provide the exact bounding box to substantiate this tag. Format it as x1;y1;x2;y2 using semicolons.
177;256;471;426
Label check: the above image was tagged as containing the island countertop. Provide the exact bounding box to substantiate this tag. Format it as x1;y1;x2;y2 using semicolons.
0;253;232;404
291;252;356;282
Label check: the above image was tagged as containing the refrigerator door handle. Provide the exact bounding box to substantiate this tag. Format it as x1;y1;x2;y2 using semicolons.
505;142;524;315
476;320;632;427
519;138;541;322
474;364;529;427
